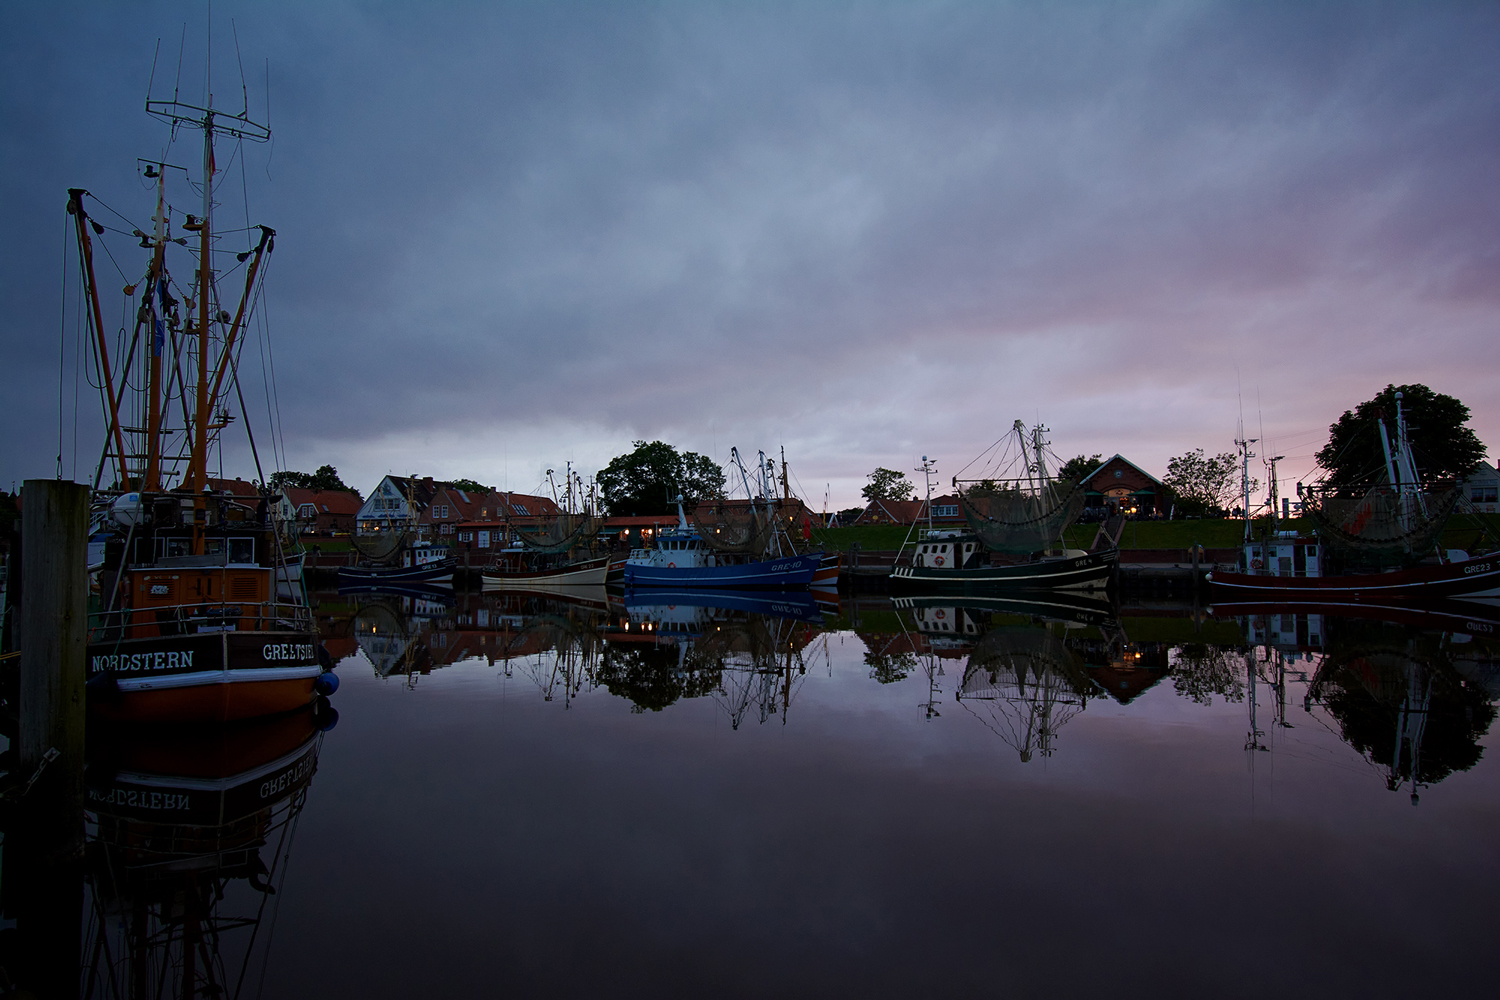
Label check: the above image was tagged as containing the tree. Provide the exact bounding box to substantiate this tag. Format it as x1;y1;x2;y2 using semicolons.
861;467;914;503
267;464;360;497
448;478;489;494
1057;454;1103;484
1161;448;1252;516
865;648;917;685
596;440;726;516
1315;383;1486;487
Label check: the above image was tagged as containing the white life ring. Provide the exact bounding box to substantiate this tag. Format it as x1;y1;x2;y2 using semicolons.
935;609;946;620
934;555;945;566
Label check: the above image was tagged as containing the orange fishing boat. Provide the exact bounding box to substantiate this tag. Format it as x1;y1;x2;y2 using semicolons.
70;84;334;723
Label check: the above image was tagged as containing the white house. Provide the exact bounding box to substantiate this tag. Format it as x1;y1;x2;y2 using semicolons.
1462;461;1500;514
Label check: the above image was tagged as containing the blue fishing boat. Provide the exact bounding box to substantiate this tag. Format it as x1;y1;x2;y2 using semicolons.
621;490;822;590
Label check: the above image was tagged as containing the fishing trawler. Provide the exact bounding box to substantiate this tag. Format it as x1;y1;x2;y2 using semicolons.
622;448;823;589
1210;393;1500;601
483;465;610;588
70;77;334;721
890;421;1116;590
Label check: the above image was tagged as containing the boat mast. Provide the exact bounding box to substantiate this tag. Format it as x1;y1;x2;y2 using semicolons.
145;166;168;490
65;190;132;489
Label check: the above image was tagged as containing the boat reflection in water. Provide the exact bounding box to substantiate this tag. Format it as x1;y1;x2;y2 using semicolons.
610;589;828;724
82;701;334;998
344;584;611;698
897;591;1145;760
1223;598;1500;803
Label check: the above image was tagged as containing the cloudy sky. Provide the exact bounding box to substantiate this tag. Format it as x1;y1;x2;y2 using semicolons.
3;1;1497;507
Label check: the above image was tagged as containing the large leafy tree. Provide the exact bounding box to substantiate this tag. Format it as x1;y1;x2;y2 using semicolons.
1057;454;1103;484
267;464;360;496
1161;448;1252;516
596;440;726;516
1316;384;1486;486
861;467;914;503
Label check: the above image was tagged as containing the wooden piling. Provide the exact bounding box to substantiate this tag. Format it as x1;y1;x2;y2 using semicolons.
19;478;88;791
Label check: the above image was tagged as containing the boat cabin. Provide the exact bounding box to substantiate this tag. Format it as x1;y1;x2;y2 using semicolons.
628;530;719;570
911;531;985;570
1239;535;1322;577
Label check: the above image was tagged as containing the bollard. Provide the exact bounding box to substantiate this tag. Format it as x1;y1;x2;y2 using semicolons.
19;478;89;790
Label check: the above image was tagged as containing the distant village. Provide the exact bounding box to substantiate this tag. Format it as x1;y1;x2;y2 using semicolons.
228;449;1500;552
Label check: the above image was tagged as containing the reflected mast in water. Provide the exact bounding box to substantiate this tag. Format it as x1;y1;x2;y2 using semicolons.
81;708;329;998
957;625;1094;761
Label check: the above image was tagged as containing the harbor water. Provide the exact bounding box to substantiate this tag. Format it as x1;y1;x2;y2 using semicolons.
73;590;1500;997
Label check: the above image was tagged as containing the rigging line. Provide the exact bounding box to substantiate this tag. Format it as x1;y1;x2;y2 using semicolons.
228;329;267;485
255;280;281;471
82;192;145;233
58;215;69;478
172;22;186;102
74;258;87;481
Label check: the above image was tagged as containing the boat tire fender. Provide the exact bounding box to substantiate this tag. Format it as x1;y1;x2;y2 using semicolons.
315;671;340;697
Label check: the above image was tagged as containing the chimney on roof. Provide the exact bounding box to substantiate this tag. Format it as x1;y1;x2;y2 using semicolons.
423;477;433;486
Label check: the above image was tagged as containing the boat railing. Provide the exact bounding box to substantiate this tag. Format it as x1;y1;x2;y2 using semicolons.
88;600;316;641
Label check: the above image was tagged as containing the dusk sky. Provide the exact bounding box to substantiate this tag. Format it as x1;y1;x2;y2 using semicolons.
4;1;1496;508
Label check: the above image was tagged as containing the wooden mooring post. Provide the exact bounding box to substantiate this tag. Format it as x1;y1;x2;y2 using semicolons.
18;478;88;787
4;479;89;999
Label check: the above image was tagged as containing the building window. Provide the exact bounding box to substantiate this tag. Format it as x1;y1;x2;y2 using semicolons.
933;505;958;517
1472;486;1498;504
511;504;529;515
458;531;472;543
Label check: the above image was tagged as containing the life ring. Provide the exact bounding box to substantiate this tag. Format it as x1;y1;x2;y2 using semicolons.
668;561;676;569
1250;558;1263;570
934;555;945;566
935;610;946;620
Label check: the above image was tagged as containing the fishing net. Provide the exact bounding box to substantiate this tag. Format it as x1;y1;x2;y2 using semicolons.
351;528;412;563
1305;487;1457;563
692;501;776;555
958;484;1084;554
512;514;601;555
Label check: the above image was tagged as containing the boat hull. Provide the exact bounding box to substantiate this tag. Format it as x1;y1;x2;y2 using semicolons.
338;563;454;586
810;553;841;592
86;630;324;724
890;550;1116;591
1207;556;1500;601
481;556;610;589
622;552;822;589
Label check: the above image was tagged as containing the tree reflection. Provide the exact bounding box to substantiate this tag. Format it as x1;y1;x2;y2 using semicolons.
1308;623;1497;800
598;642;723;713
1171;643;1246;705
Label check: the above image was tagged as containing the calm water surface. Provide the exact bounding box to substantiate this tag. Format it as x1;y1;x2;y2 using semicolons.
84;590;1500;998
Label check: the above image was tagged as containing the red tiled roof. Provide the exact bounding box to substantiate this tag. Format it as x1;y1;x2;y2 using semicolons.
283;488;362;515
208;477;261;498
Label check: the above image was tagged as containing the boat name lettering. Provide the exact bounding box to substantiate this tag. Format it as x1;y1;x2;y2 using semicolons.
88;787;191;811
1464;621;1494;634
259;753;316;799
91;649;194;673
262;642;315;662
1463;562;1492;575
